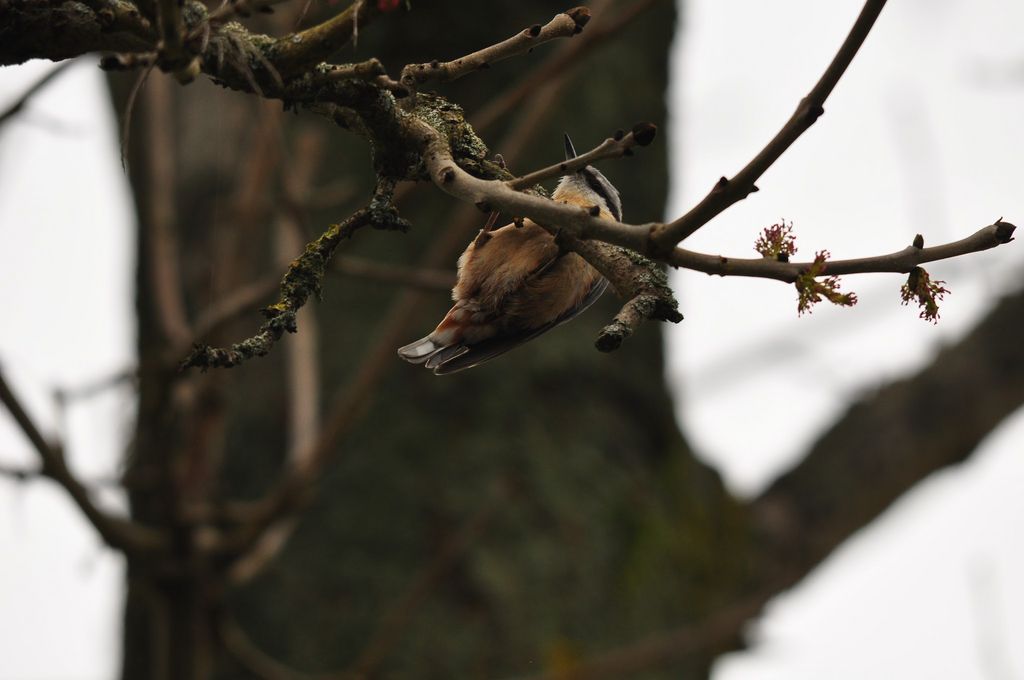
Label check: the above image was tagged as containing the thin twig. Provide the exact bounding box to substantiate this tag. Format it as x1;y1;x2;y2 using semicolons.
57;368;138;402
321;57;386;82
144;73;194;348
648;0;889;252
506;123;657;191
0;61;75;128
191;278;281;344
0;367;166;553
201;0;293;32
399;7;591;92
119;61;156;170
0;463;42;482
471;0;661;132
0;461;124;489
670;221;1017;282
180;255;452;365
181;185;410;371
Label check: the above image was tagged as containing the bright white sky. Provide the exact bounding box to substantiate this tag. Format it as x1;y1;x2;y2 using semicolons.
1;1;1023;678
667;0;1024;678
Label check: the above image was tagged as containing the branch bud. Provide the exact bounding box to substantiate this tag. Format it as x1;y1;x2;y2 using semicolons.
631;122;657;147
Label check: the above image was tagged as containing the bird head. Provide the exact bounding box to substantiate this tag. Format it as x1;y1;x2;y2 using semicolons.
551;133;622;221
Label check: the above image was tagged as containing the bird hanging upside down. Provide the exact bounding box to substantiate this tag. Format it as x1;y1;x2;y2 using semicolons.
398;134;621;374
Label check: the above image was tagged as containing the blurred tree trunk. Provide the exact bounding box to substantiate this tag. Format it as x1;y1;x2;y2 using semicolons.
109;2;746;678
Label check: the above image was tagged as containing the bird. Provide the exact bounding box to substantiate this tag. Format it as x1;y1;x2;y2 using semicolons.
397;134;621;375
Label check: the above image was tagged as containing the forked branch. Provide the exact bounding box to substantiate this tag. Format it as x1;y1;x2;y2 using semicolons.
647;0;889;252
0;367;166;554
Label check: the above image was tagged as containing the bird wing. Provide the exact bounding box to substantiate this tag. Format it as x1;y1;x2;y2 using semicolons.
431;277;609;375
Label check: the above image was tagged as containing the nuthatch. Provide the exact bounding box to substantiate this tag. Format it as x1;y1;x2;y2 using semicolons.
398;134;621;374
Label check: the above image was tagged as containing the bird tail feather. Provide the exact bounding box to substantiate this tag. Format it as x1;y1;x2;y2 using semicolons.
397;336;440;364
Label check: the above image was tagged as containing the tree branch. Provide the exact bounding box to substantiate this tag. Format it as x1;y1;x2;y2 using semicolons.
155;0;187;72
269;0;383;78
419;120;682;350
399;7;591;92
648;0;888;252
0;462;43;483
671;221;1017;281
181;185;410;371
0;367;166;554
506;123;657;191
144;72;194;349
0;60;75;127
470;0;664;132
0;0;156;64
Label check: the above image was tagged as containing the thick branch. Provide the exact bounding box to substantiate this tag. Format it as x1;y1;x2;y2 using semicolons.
0;368;166;554
648;0;888;252
671;221;1017;282
270;0;383;77
0;0;156;64
399;7;591;90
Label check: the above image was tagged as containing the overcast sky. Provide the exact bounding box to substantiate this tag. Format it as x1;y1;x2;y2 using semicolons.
1;1;1023;678
667;1;1024;678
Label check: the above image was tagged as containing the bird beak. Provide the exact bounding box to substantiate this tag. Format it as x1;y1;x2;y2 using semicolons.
563;133;577;161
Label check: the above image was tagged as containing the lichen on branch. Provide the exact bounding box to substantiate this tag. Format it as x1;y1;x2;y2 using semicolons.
181;185;410;370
